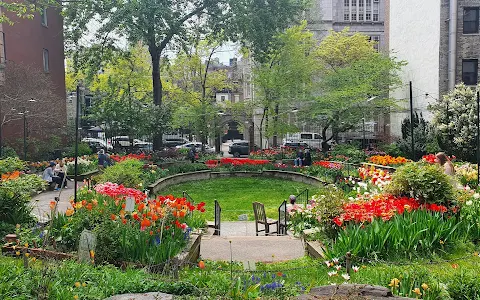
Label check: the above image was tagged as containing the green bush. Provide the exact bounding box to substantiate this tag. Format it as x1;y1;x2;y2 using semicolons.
0;157;25;174
446;270;480;300
64;142;93;158
385;162;457;207
0;146;18;159
95;159;144;188
328;210;468;260
378;143;405;158
0;174;46;229
330;144;366;163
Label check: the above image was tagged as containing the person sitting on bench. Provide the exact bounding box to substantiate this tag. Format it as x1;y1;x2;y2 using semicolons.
42;162;63;190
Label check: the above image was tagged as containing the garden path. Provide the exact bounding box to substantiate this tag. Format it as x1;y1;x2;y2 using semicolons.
201;221;304;262
31;183;84;223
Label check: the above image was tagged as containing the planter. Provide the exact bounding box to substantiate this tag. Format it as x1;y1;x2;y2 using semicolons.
1;245;75;260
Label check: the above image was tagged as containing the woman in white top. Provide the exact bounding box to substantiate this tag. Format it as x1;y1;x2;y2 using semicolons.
54;160;69;188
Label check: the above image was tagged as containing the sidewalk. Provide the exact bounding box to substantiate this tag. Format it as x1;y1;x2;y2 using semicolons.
201;221;305;262
31;182;84;222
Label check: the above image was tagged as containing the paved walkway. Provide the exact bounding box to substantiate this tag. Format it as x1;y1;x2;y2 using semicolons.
201;222;305;262
31;183;84;222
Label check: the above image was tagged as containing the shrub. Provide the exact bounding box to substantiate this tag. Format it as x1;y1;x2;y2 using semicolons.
95;159;144;188
64;142;93;158
330;144;366;163
0;157;25;174
385;162;457;207
0;174;46;227
378;143;405;158
0;146;18;159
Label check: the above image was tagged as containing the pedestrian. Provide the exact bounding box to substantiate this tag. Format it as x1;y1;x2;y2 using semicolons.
42;161;63;190
303;148;312;166
435;152;455;176
54;160;70;188
98;149;107;170
294;149;304;167
188;147;197;163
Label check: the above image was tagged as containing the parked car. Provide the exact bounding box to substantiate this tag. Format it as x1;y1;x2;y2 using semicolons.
81;138;113;151
163;138;190;148
228;141;255;157
281;141;310;149
176;142;215;153
283;132;322;149
110;136;153;151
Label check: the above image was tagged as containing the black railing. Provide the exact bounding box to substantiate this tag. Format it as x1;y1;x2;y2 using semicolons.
278;200;287;236
182;191;195;204
214;200;221;236
295;189;309;207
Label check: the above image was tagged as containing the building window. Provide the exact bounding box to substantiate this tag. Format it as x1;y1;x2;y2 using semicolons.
366;13;371;21
352;0;356;6
359;0;364;7
370;36;380;51
41;8;48;27
352;14;357;21
42;49;49;72
464;8;479;34
344;0;349;7
462;59;478;85
220;95;226;101
359;14;364;21
373;13;379;21
344;13;350;21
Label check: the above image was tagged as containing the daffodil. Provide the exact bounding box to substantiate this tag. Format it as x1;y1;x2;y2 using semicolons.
421;283;429;290
389;278;400;288
412;287;421;296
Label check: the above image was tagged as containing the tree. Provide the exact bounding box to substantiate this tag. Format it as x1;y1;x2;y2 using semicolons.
0;62;65;158
429;83;480;162
251;22;319;148
396;112;439;160
305;29;405;152
0;1;57;24
63;0;307;149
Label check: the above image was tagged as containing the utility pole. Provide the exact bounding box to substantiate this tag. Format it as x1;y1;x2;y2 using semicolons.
409;81;415;160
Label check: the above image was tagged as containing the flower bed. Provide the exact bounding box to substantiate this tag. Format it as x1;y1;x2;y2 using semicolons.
313;161;343;169
368;155;409;166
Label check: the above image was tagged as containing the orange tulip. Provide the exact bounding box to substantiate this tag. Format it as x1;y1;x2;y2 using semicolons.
65;208;75;217
110;214;116;221
198;261;205;269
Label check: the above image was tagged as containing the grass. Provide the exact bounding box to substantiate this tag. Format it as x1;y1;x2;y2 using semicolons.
160;177;321;221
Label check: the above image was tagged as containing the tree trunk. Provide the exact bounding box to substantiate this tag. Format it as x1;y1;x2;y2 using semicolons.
272;103;279;147
150;45;163;151
259;108;267;150
321;123;331;154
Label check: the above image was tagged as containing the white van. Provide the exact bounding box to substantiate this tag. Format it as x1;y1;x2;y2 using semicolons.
283;132;323;149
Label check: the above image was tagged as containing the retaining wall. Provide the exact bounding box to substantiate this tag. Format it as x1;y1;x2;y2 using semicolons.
148;170;325;194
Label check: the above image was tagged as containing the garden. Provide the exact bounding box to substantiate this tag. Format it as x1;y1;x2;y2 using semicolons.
1;146;480;299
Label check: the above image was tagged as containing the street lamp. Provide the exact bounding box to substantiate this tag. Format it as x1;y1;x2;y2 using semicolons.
15;98;36;161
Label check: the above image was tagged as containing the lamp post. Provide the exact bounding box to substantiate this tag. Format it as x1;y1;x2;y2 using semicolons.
361;96;377;150
74;82;84;203
16;98;36;161
477;91;479;186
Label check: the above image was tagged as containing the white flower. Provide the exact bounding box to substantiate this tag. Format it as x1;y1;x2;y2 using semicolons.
466;200;473;206
474;193;480;199
341;273;350;281
332;258;339;264
327;271;337;277
352;266;359;273
335;265;341;271
324;261;331;267
348;197;354;201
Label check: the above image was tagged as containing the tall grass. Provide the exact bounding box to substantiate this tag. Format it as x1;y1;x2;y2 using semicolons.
327;210;470;260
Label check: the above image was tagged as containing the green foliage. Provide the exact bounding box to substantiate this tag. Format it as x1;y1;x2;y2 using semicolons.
64;142;93;158
0;146;18;159
0;256;193;299
328;210;469;260
461;193;480;243
397;112;440;160
378;143;405;158
446;269;480;300
385;162;457;206
305;29;405;146
429;83;480;162
0;174;46;228
0;157;25;174
330;144;367;164
95;159;144;188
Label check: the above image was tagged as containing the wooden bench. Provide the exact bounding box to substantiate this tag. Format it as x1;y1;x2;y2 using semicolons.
253;202;278;236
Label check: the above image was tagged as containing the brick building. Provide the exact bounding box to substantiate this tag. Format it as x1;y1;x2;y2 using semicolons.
0;7;66;157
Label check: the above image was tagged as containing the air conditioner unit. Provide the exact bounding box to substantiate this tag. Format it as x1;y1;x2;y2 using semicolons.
373;0;379;2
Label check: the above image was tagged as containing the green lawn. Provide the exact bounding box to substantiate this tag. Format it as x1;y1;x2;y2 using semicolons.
160;177;321;221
